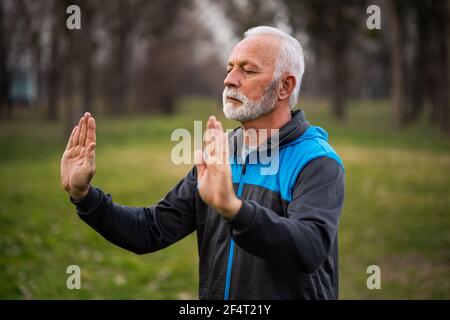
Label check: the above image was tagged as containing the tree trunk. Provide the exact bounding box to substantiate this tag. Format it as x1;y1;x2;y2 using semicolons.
388;0;409;127
408;3;429;123
436;0;449;134
446;0;450;135
80;0;94;114
0;3;11;119
107;0;131;116
329;38;347;121
46;0;64;122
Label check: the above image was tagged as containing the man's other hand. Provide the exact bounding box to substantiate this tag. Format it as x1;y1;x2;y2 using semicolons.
61;112;96;201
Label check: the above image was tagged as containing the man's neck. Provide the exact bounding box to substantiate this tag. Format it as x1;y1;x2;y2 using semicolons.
240;103;292;146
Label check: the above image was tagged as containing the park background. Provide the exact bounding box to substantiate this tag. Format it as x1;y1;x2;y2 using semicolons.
0;0;449;299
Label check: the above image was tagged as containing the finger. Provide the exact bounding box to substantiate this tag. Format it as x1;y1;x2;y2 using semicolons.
194;150;206;182
203;140;217;163
207;115;219;139
84;142;96;167
205;128;221;150
205;154;217;166
215;133;229;165
215;120;224;132
211;119;224;145
86;117;96;145
73;118;83;146
204;116;214;144
194;149;204;164
223;133;230;163
209;119;225;159
207;116;216;129
209;117;223;138
79;113;91;147
66;126;78;150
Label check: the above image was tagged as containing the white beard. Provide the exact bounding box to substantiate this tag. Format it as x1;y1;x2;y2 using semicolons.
222;79;279;122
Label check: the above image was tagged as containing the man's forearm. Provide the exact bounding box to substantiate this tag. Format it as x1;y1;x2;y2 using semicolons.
73;186;161;254
72;169;198;254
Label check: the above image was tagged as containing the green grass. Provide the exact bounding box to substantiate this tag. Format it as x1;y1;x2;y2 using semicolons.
0;97;449;299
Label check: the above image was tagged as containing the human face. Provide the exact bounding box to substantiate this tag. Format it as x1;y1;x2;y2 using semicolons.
223;35;281;122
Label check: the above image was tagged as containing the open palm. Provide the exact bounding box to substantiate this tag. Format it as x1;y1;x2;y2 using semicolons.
60;112;96;201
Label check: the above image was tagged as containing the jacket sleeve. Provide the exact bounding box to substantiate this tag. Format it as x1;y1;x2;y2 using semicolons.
72;167;198;254
227;157;345;273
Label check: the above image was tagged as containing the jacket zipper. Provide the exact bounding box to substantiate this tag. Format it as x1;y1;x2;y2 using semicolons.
224;158;247;300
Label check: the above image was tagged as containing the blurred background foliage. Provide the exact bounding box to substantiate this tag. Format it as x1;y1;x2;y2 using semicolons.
0;0;449;299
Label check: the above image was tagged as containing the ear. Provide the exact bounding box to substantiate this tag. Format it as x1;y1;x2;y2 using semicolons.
278;74;296;102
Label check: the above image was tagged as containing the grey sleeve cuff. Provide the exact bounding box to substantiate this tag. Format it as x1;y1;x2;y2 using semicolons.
227;201;256;233
70;186;101;213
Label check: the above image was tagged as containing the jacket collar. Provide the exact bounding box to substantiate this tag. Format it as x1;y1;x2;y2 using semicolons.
229;109;311;160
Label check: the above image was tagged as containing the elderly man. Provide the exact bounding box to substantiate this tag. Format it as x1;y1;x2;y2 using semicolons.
61;26;345;300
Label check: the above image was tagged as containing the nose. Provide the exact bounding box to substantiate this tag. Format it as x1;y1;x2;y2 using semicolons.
224;68;240;89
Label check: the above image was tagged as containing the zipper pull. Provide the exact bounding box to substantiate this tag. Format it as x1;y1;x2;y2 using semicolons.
242;163;247;175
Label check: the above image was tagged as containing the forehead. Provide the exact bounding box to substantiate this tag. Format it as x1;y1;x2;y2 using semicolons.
228;34;281;67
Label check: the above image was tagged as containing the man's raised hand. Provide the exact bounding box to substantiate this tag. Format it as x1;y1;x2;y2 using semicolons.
195;116;242;219
60;112;96;201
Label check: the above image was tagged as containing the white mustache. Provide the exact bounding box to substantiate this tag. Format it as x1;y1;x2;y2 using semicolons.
223;88;248;104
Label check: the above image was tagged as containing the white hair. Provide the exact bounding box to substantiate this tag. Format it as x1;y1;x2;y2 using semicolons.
244;26;305;109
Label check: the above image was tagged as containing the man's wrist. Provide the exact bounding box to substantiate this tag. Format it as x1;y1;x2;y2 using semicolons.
218;197;243;220
70;186;101;213
70;187;90;202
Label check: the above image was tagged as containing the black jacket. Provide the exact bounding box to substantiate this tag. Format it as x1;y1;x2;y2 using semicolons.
72;110;345;299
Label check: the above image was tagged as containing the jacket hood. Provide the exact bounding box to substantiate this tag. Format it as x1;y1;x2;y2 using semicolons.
277;109;312;146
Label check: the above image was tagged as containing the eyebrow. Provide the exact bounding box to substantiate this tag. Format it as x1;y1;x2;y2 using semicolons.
227;60;261;70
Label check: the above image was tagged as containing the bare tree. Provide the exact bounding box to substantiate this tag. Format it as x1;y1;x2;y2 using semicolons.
102;0;139;115
78;0;96;117
386;0;409;127
284;0;365;121
46;0;66;121
428;0;449;134
0;1;10;119
387;0;449;132
1;0;47;119
132;0;192;114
